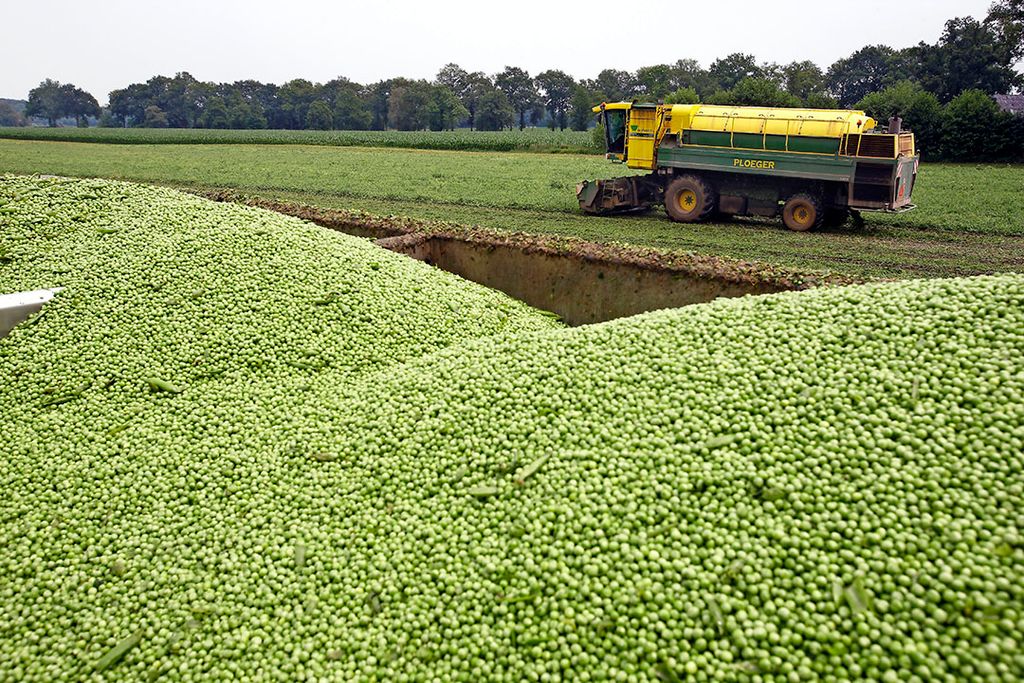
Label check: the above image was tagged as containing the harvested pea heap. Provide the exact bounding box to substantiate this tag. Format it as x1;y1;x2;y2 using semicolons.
0;176;1022;682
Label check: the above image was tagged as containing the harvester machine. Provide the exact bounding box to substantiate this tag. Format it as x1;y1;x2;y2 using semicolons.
579;102;918;231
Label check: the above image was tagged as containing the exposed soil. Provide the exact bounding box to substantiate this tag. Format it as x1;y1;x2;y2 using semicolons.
198;190;860;325
200;190;853;291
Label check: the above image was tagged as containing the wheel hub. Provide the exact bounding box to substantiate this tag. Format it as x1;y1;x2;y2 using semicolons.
679;189;697;211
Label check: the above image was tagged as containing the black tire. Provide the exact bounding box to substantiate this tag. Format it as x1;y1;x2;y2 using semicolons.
782;193;824;232
665;174;717;223
823;208;849;229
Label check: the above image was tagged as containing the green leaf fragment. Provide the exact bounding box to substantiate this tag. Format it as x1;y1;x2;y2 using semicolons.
467;485;499;498
844;577;871;615
294;542;306;569
93;629;142;672
832;578;845;606
706;594;725;634
107;423;130;437
501;590;540;604
514;454;549;484
314;292;341;305
655;662;684;682
143;377;183;393
704;433;738;449
40;393;80;407
366;592;382;615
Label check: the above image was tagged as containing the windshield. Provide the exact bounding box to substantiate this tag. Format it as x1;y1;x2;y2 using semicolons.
604;109;626;155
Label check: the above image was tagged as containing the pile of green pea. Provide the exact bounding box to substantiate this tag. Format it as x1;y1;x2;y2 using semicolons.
0;176;1020;681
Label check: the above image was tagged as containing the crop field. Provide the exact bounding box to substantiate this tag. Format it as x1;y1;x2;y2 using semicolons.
2;176;1022;681
0;126;598;153
0;138;1022;279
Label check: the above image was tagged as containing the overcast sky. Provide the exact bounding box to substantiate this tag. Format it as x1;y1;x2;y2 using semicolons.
1;0;998;102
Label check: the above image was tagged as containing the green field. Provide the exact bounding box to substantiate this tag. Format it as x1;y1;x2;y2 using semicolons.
0;126;598;153
1;138;1022;279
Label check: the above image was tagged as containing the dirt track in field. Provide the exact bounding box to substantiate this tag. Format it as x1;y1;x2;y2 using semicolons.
199;190;852;293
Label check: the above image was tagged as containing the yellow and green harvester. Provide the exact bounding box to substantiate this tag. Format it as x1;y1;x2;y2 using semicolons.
577;102;919;231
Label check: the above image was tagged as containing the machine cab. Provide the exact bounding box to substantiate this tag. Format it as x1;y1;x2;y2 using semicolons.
600;105;627;158
595;102;661;170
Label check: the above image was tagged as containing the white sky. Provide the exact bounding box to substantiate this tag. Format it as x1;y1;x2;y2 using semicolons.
1;0;998;103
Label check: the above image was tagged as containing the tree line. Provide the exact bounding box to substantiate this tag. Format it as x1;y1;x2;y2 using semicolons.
7;2;1023;159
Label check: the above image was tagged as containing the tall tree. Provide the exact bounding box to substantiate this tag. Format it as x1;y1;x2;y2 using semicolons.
142;105;168;128
388;79;433;130
428;85;468;131
825;46;898;106
590;68;636;102
25;79;65;126
276;79;319;129
782;61;825;101
0;101;27;126
635;64;674;100
475;89;514;131
494;66;538;130
365;80;392;130
25;80;99;126
145;72;209;128
322;77;370;130
928;17;1021;101
535;70;576;130
60;83;100;126
434;64;489;128
460;72;491;129
669;59;709;96
435;64;470;99
107;82;150;127
986;0;1024;62
332;89;371;130
305;100;333;130
569;86;598;131
230;80;276;128
708;54;763;92
199;97;230;128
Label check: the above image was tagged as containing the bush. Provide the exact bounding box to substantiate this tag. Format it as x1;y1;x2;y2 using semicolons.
942;89;1023;161
665;87;699;105
856;81;943;155
703;79;801;108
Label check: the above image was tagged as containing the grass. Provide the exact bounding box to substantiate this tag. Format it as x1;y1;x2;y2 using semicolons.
0;126;599;154
0;138;1021;279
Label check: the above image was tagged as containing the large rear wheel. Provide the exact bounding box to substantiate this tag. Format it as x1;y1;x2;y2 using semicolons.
823;208;850;229
665;175;717;223
782;193;824;232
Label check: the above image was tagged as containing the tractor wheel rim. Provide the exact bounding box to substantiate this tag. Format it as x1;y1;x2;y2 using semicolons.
795;206;811;225
679;189;698;212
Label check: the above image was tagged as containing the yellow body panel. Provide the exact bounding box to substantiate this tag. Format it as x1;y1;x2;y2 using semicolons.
624;107;659;169
667;104;875;138
594;102;879;170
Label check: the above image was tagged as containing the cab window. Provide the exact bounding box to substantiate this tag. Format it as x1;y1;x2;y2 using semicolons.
604;109;626;155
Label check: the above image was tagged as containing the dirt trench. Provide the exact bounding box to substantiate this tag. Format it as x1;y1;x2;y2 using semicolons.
202;191;848;325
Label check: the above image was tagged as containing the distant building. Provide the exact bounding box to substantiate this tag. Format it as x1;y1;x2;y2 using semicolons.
995;94;1024;116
